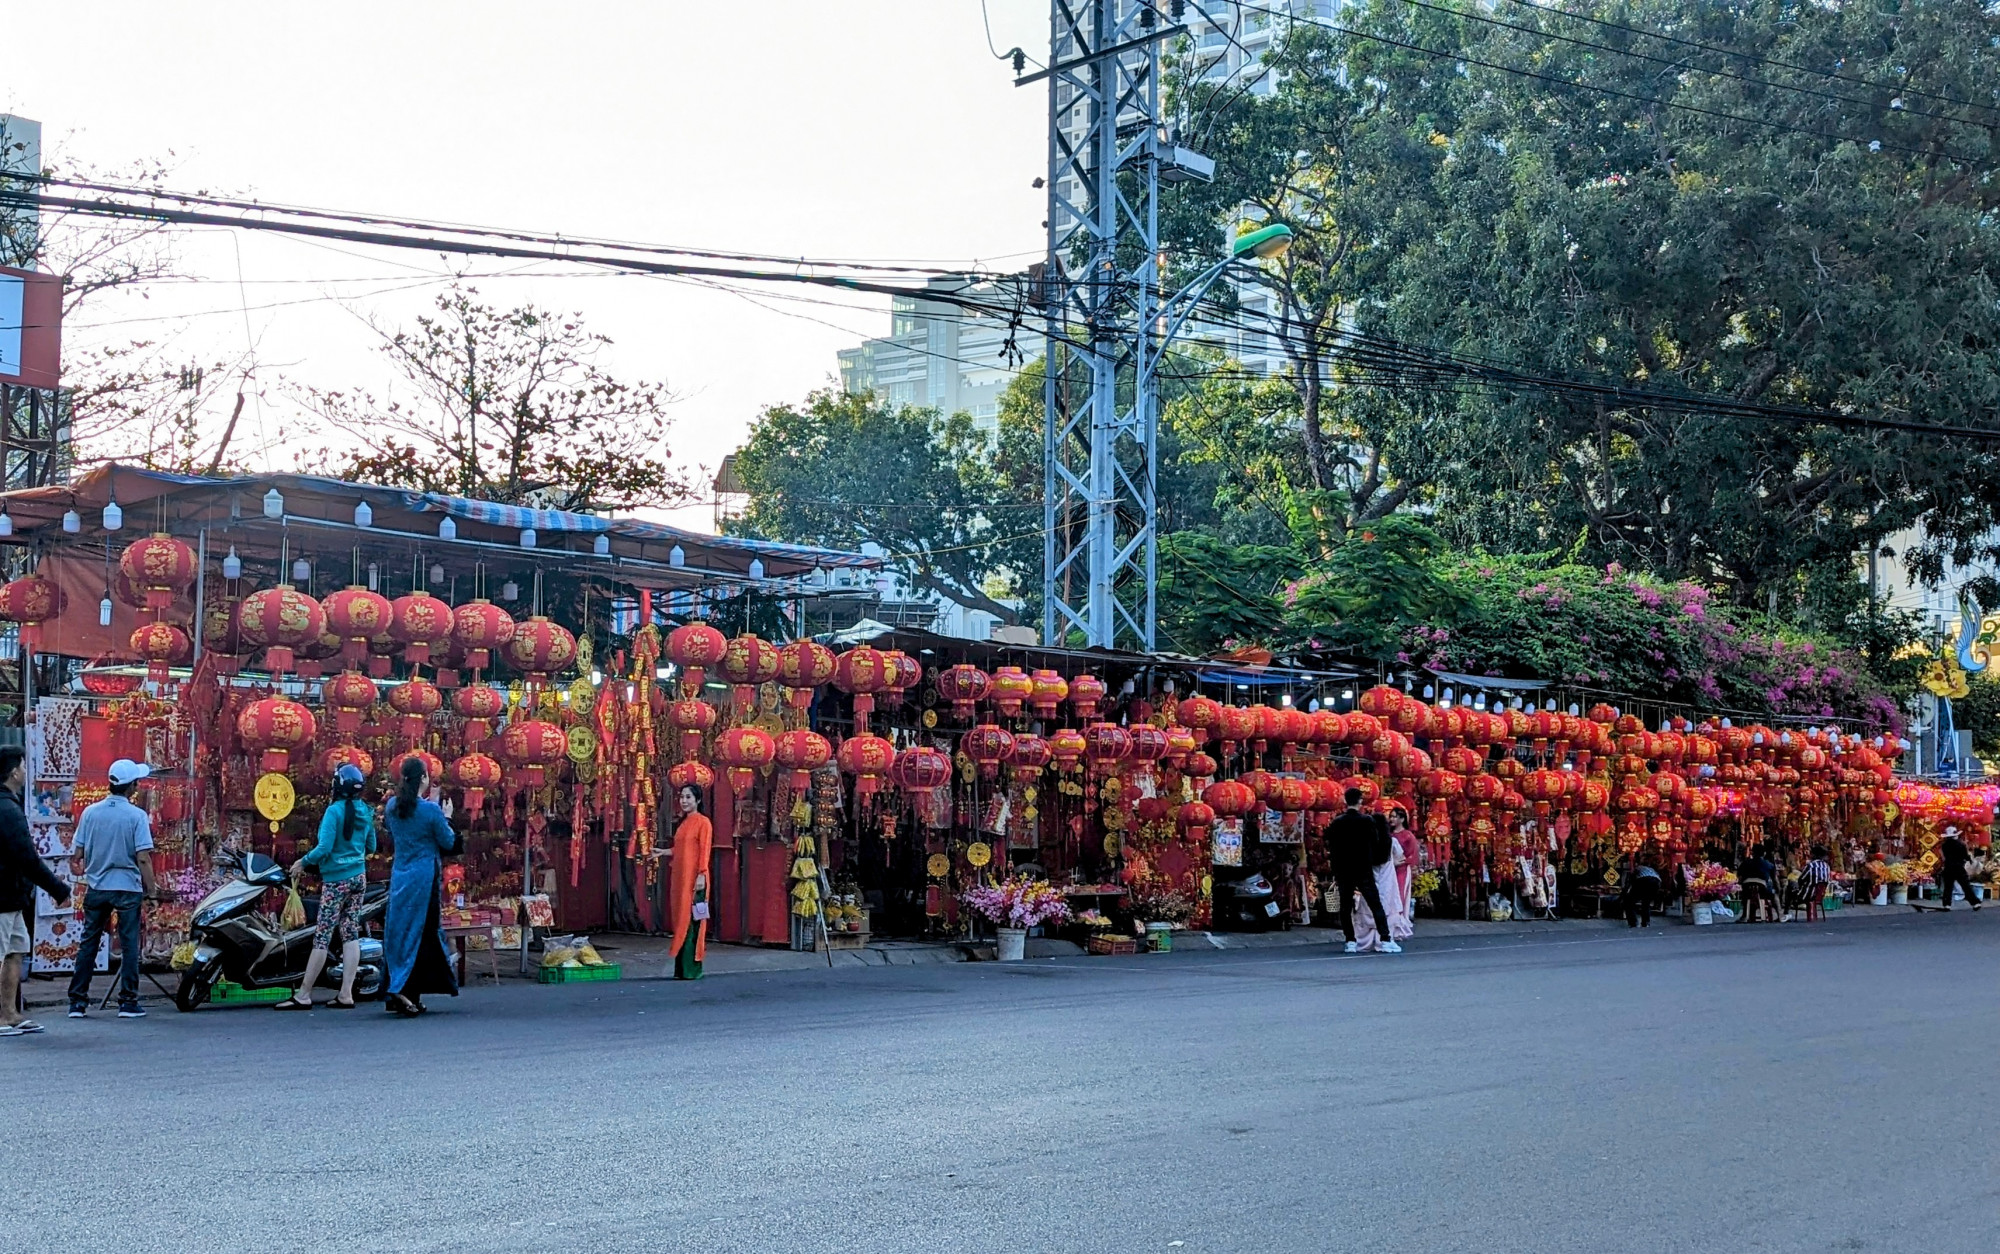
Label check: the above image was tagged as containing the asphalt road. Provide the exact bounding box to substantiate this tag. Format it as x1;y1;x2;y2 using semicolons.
8;910;1996;1254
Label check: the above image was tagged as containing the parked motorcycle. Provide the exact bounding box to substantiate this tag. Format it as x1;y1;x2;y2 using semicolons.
1212;869;1284;932
174;849;388;1011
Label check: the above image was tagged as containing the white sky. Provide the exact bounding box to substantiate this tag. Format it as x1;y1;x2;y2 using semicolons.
4;1;1053;531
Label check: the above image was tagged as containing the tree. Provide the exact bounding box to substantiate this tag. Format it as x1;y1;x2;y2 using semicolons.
300;283;688;511
730;388;1028;625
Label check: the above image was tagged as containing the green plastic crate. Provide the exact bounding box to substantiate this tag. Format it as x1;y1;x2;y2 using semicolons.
535;962;621;984
211;980;292;1004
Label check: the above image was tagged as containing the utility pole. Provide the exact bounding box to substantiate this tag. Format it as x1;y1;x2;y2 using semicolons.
1027;2;1183;651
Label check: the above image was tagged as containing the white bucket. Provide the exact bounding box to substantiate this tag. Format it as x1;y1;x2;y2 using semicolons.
1872;886;1888;906
1692;902;1714;926
995;927;1027;962
1889;884;1908;906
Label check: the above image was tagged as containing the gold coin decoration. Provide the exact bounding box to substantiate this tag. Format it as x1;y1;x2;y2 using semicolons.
254;773;295;821
966;841;992;868
1103;833;1120;857
575;633;593;672
567;675;596;708
926;853;951;878
566;724;598;763
922;709;938;729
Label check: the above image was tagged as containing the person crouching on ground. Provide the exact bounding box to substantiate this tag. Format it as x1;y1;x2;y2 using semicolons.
0;744;68;1036
1327;789;1398;955
1622;855;1662;928
276;763;375;1011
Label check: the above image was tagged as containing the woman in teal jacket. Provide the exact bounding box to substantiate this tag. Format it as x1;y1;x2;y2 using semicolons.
277;763;376;1010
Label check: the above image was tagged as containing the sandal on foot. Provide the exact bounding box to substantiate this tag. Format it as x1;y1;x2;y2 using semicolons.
328;998;357;1010
274;995;314;1011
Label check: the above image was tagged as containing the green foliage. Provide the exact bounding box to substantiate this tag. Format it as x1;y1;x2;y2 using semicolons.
1156;531;1296;655
1279;516;1469;658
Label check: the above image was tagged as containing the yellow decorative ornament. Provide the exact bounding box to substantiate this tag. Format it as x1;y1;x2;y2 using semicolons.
922;708;939;729
254;772;295;835
1200;874;1213;897
566;723;599;763
574;633;593;673
966;841;992;868
925;852;951;878
1103;832;1120;857
567;675;596;708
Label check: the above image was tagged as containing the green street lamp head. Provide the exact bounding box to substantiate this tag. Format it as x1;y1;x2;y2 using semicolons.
1231;223;1293;260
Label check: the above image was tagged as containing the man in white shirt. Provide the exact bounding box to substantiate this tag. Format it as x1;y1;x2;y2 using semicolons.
67;760;161;1019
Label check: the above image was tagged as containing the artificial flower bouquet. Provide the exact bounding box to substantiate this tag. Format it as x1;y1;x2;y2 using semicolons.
962;875;1072;929
1686;862;1739;903
1876;861;1912;885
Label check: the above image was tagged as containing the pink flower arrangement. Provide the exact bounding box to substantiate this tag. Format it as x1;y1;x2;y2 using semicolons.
962;875;1073;929
1686;862;1740;903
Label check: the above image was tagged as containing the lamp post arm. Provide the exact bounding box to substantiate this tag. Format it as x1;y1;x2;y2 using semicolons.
1156;256;1245;358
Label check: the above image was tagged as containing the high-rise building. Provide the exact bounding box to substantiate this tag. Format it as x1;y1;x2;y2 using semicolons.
835;275;1025;437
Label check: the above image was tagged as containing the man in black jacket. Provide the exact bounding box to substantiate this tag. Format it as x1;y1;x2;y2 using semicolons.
1937;825;1982;911
1326;788;1397;954
0;743;69;1034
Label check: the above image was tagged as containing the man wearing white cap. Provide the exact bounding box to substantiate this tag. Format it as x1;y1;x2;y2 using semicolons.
66;759;161;1018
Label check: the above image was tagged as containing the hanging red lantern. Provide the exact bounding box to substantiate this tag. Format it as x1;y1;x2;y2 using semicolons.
934;663;990;719
1183;750;1219;781
714;725;776;796
0;572;64;653
1273;777;1314;815
200;597;248;673
452;599;516;674
891;744;952;798
390;590;454;665
1028;669;1069;719
1179;694;1222;744
720;633;781;715
238;697;318;773
880;649;922;710
1069;674;1108;720
499;718;567;789
773;728;832;791
1007;733;1052;783
833;646;893;728
666;621;728;691
117;533;197;612
1239;769;1280;804
321;744;374;779
988;666;1034;718
776;639;837;710
395;749;445;789
963;723;1015;779
1201;779;1257;818
1083;722;1131;776
1215;705;1258;757
1340;775;1381;806
505;615;578;685
1048;727;1087;772
1178;800;1216;836
667;760;716;793
451;683;505;745
323;586;394;662
236;584;327;676
1357;685;1405;719
448;751;503;816
1342;711;1382;745
324;669;379;736
388;678;442;742
837;733;896;798
128;621;190;684
667;696;718;760
1308;779;1346;812
1127;724;1168;764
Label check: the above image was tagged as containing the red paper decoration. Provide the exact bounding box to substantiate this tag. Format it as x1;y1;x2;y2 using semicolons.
238;697;318;773
891;744;952;796
833;646;893;729
117;533;197;612
1049;727;1087;772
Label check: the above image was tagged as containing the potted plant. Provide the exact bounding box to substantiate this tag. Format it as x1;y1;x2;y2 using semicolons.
1880;860;1911;905
963;875;1071;961
1128;887;1195;951
1685;862;1738;925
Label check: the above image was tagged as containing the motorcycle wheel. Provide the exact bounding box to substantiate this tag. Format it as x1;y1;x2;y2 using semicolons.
174;962;219;1012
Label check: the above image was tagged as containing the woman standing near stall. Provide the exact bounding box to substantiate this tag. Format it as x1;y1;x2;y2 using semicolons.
661;784;713;980
382;755;459;1016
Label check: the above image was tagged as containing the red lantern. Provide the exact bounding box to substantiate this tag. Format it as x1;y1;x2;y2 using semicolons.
324;669;379;735
0;572;64;652
667;696;718;760
200;597;248;673
323;586;394;662
1343;711;1382;745
720;633;781;715
668;760;716;793
1178;800;1217;836
505;615;578;685
1083;722;1131;776
117;533;197;612
1070;674;1109;720
1273;777;1314;815
963;723;1015;779
1049;727;1087;772
715;725;776;796
499;718;566;789
1183;750;1219;781
1202;779;1257;818
666;621;728;691
452;683;506;745
833;646;893;728
128;621;190;684
1028;669;1069;719
1239;769;1280;803
1215;705;1258;756
388;678;442;741
396;749;445;789
988;666;1034;718
837;733;897;798
776;639;837;710
934;663;990;719
1179;695;1222;744
390;591;454;665
238;697;318;773
1127;724;1168;764
448;751;503;816
773;728;832;791
1007;733;1052;783
1340;775;1382;806
237;585;327;676
294;628;345;681
1357;685;1405;719
891;745;952;798
452;599;516;674
362;630;402;680
880;650;922;710
322;744;374;779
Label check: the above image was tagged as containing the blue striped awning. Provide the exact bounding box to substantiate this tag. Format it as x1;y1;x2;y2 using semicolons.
414;494;614;534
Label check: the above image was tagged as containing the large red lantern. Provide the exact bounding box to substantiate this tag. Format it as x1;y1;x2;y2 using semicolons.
720;633;781;714
833;646;893;727
667;760;716;793
963;723;1015;779
934;663;991;720
1183;750;1219;781
1028;669;1069;720
323;586;394;662
117;533;197;612
667;696;718;760
891;745;952;803
237;585;327;676
1340;775;1382;806
776;639;837;710
1357;685;1405;719
1083;722;1131;776
1007;733;1052;783
505;615;578;685
390;590;454;665
1070;674;1108;720
238;697;318;773
1202;779;1258;818
1048;727;1087;772
1127;724;1169;764
988;666;1034;718
666;621;728;691
448;751;503;816
1179;695;1222;744
1215;706;1259;756
773;728;832;791
1273;777;1314;815
324;669;379;735
452;683;506;745
201;597;248;672
452;599;516;673
321;744;374;780
129;621;191;684
499;718;566;789
388;678;443;741
1178;800;1217;836
837;733;896;798
396;749;445;789
881;650;922;710
0;572;64;652
715;725;776;796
